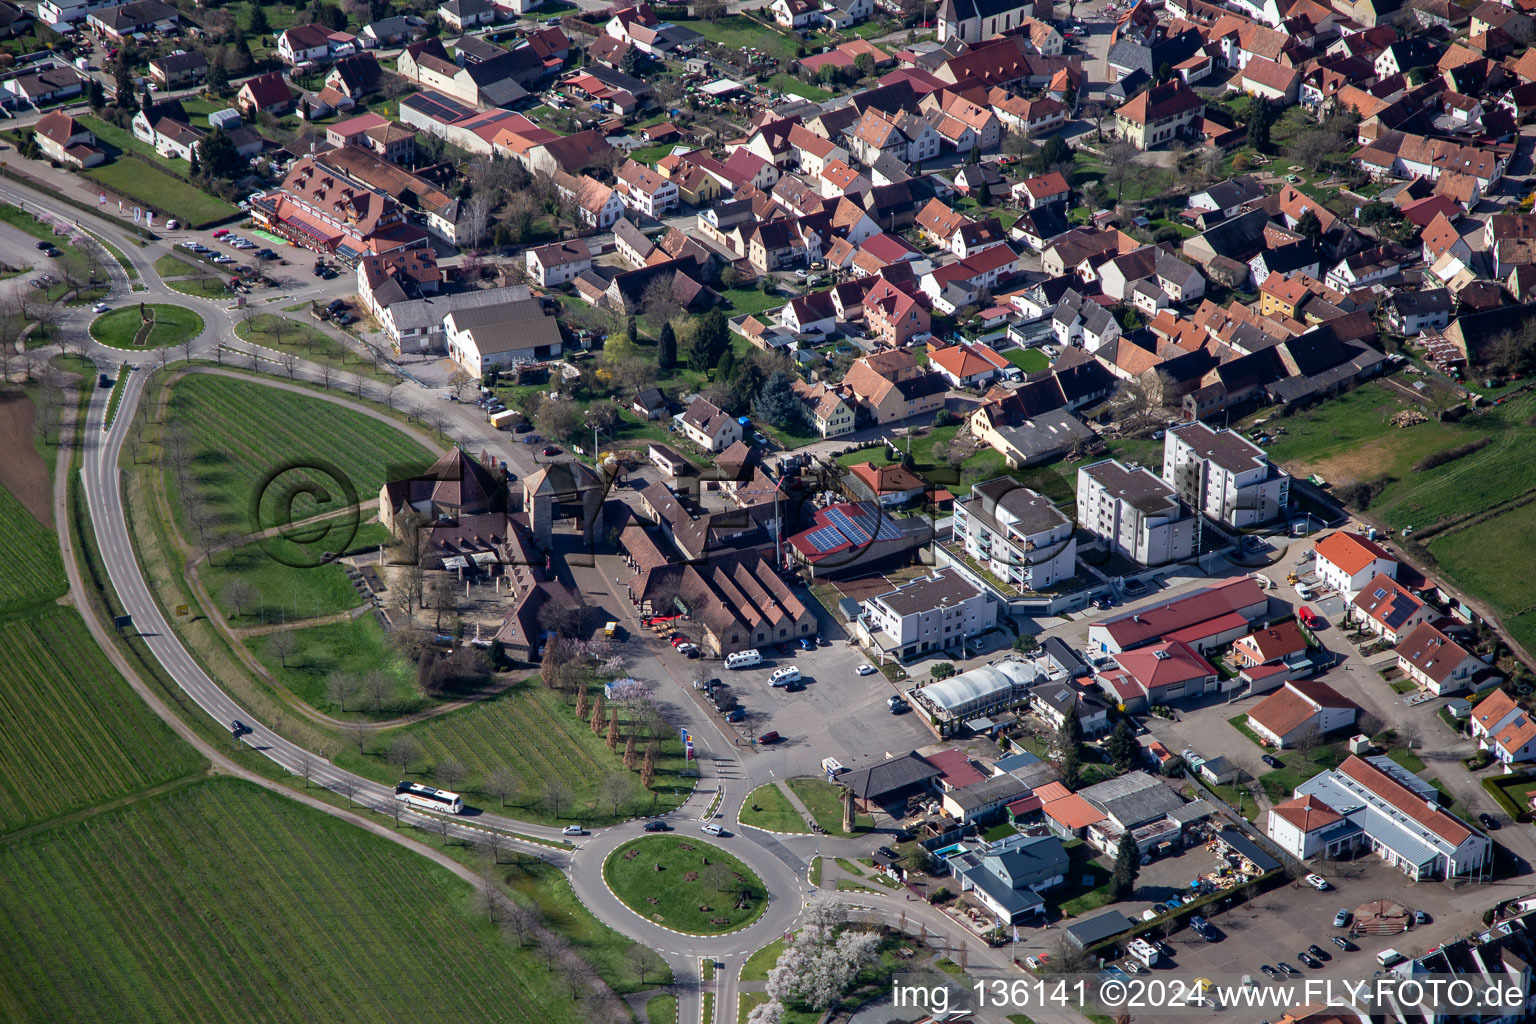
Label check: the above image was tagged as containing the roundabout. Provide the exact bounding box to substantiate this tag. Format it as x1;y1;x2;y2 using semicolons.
89;303;204;350
602;835;769;935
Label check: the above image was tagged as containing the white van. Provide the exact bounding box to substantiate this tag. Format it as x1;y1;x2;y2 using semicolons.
1376;949;1406;968
726;649;762;669
769;666;802;687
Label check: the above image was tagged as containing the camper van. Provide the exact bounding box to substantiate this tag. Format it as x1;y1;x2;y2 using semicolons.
769;666;802;687
725;649;762;669
1127;939;1161;968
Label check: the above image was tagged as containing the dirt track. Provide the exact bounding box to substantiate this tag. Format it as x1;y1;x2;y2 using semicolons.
0;389;53;526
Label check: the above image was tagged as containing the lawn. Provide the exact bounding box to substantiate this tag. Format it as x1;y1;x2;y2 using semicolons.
0;778;596;1024
154;253;201;277
739;782;809;832
167;276;233;299
770;73;833;102
1005;348;1049;373
786;776;872;835
738;992;767;1024
649;994;679;1024
161;372;438;542
89;304;203;350
743;936;789;980
499;853;671;994
0;199;71;244
252;615;429;719
628;142;679;166
236;312;398;383
682;14;800;61
0;604;205;835
1430;500;1536;655
82;157;238;227
720;287;789;318
602;835;769;934
1055;842;1115;917
1227;713;1266;749
198;530;379;625
336;676;696;825
1256;744;1347;805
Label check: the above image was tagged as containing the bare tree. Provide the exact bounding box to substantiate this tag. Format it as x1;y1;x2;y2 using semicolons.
269;628;297;668
279;350;298;379
486;766;517;808
385;793;405;827
435;813;454;847
542;776;574;820
486;829;505;866
501;901;532;947
337;776;358;807
326;672;356;712
342;720;369;755
598;772;632;816
388;735;421;776
361;669;391;713
437;758;467;791
318;362;336;389
296;749;315;788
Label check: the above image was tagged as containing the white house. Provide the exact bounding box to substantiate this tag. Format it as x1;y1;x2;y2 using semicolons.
1397;622;1493;698
442;299;563;376
1470;688;1536;766
1247;679;1360;748
770;0;823;28
857;570;999;663
524;239;592;287
677;396;742;452
1313;531;1397;599
616;159;679;218
277;24;336;66
954;478;1077;591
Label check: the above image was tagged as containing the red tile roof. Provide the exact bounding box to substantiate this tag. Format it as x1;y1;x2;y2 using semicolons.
1336;755;1470;846
1271;793;1343;832
1314;531;1394;576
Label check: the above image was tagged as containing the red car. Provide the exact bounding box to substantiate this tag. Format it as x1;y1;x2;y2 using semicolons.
541;446;561;456
1298;607;1320;629
670;635;692;648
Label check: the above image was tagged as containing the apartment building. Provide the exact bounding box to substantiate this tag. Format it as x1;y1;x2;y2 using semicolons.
1161;421;1290;528
1077;459;1195;567
954;478;1076;590
857;571;999;662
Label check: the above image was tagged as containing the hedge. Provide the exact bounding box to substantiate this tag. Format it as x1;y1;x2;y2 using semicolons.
1482;773;1533;823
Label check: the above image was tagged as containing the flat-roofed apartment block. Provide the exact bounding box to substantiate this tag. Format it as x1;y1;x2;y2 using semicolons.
954;477;1076;590
1077;459;1195;567
1161;421;1290;527
857;570;999;663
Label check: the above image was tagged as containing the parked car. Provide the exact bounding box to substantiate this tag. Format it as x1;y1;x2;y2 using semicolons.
752;431;770;445
1297;953;1321;969
1277;962;1299;977
1333;909;1351;928
1331;936;1354;951
334;313;355;325
1259;965;1278;979
541;446;561;457
758;731;780;744
1307;944;1328;961
1479;813;1501;831
34;240;49;251
798;637;814;651
856;664;877;675
1413;910;1430;926
888;700;910;715
211;229;229;239
877;846;899;860
1262;754;1282;769
513;421;533;433
1304;874;1329;891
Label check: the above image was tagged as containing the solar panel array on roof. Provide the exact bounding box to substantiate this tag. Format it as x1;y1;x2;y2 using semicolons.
404;90;475;123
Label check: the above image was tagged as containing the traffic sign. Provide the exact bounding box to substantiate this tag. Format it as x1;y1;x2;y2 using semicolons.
113;614;133;631
176;604;189;617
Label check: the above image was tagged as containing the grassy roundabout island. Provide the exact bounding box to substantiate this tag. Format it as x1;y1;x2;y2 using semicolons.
603;835;768;934
90;304;204;349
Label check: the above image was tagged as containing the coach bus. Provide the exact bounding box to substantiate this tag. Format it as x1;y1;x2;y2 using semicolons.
394;781;464;814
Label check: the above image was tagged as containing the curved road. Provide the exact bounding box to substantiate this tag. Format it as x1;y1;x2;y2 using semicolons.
0;159;1075;1023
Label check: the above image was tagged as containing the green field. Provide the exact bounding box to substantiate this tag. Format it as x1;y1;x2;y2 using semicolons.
161;373;437;541
649;994;679;1024
739;782;809;832
1262;383;1536;531
236;314;398;383
603;835;768;934
82;157;239;227
743;935;789;980
0;604;205;834
0;484;65;615
337;677;695;824
786;776;872;835
0;778;595;1023
154;253;200;277
1256;744;1347;806
1430;500;1536;654
252;615;426;718
90;304;204;349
